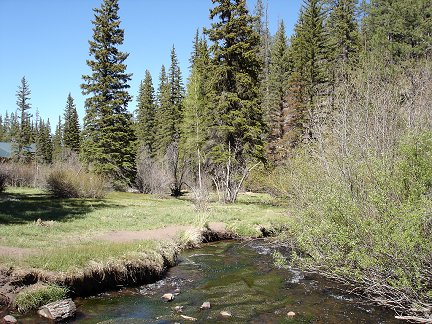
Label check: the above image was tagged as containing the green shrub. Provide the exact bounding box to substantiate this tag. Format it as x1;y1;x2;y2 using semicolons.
45;165;108;198
15;284;68;313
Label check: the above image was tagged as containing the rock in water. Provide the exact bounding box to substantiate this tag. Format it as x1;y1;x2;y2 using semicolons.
161;293;175;302
287;311;296;317
200;301;211;309
37;298;76;321
180;314;197;321
3;315;17;323
220;311;232;318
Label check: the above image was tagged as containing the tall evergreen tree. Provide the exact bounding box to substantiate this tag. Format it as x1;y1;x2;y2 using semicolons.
325;0;360;65
205;0;264;203
266;20;291;161
285;0;330;145
14;77;32;162
35;118;53;164
168;45;184;142
136;70;156;154
63;93;80;153
363;0;432;61
52;116;63;161
154;65;171;157
81;0;136;185
254;0;272;116
181;36;211;178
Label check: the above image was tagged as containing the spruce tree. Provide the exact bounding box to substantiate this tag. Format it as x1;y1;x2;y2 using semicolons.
63;93;80;153
14;77;32;162
325;0;360;65
81;0;136;185
35;118;53;164
254;0;272;117
363;0;432;60
52;116;63;161
266;20;291;161
136;70;156;154
168;45;184;142
205;0;264;203
154;65;171;157
181;36;211;178
286;0;330;145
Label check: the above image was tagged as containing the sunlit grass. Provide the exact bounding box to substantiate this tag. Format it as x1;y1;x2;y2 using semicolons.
0;187;286;272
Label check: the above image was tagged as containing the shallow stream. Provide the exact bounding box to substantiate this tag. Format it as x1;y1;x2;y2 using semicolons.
17;241;400;323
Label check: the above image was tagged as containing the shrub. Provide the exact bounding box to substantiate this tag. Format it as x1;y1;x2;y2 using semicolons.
15;284;68;313
0;170;7;193
135;148;170;194
45;164;108;198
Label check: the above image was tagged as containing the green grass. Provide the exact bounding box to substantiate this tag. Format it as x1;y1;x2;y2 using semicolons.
15;284;68;313
0;187;286;273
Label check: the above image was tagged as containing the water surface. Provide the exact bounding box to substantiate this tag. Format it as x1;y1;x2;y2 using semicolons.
17;241;401;323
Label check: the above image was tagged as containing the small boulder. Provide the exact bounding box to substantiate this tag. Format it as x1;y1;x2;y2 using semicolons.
3;315;17;323
180;314;197;321
287;311;296;317
220;311;232;318
161;293;175;302
174;288;181;295
37;298;76;321
200;301;211;309
174;305;183;313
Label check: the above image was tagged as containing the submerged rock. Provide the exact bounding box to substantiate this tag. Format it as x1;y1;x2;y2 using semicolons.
180;314;197;321
161;293;175;302
200;301;211;309
2;315;17;323
220;311;232;318
287;311;296;317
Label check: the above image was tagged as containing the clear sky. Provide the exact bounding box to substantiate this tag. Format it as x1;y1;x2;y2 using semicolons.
0;0;302;127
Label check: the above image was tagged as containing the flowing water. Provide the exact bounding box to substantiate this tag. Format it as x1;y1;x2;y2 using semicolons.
16;241;401;323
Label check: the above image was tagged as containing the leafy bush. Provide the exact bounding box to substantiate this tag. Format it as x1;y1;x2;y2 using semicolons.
15;284;68;313
46;164;108;198
265;62;432;320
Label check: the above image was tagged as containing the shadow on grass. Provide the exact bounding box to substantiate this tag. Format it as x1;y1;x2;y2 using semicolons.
0;191;121;225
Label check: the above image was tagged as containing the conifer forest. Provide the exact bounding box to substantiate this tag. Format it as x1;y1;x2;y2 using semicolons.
1;0;432;321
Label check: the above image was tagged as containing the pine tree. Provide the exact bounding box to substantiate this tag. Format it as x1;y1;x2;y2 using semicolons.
205;0;264;203
14;77;32;162
254;0;272;118
168;45;184;142
363;0;432;61
136;70;156;154
286;0;330;145
52;116;63;161
63;93;80;153
181;35;211;180
154;65;171;156
81;0;136;186
35;118;53;164
266;20;291;161
325;0;360;65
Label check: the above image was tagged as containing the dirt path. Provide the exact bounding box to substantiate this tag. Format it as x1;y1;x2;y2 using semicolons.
96;222;227;243
0;246;36;258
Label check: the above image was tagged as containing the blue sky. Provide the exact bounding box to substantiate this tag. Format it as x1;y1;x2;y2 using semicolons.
0;0;302;127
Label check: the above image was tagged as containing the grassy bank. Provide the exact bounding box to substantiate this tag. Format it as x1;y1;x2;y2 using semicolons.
0;187;285;275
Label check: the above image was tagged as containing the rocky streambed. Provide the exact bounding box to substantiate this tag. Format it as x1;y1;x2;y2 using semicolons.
13;240;401;323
